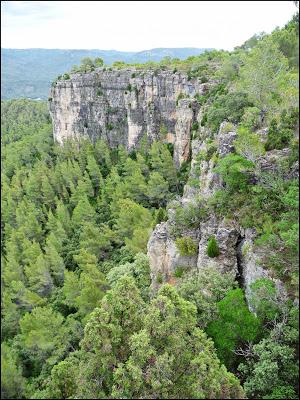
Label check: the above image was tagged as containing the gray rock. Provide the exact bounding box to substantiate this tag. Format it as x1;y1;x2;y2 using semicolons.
238;228;287;311
147;222;198;290
197;216;240;274
49;69;203;166
216;121;237;157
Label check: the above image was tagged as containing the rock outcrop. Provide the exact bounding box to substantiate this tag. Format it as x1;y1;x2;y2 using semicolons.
147;222;198;290
49;69;207;166
49;68;290;311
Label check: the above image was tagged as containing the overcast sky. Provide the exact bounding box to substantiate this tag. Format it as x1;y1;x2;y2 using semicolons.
1;1;297;51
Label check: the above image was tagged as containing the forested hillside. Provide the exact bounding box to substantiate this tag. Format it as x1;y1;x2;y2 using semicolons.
1;12;299;400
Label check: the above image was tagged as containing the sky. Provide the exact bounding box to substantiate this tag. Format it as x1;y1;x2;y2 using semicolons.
1;1;297;51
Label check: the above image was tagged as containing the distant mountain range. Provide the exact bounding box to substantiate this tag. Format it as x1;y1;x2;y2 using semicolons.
1;48;213;100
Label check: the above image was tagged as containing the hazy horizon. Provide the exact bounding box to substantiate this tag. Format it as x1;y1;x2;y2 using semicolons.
1;1;297;51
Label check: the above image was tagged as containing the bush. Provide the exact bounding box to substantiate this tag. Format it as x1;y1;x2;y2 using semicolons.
265;119;293;151
207;236;220;258
174;266;185;278
94;57;104;67
176;92;186;106
214;154;254;192
241;107;261;130
96;89;103;96
156;272;163;284
63;73;70;80
201;113;208;126
205;144;218;161
175;237;198;256
154;208;168;225
192;121;199;131
171;203;207;236
221;121;235;133
127;84;132;92
106;123;114;131
206;92;252;132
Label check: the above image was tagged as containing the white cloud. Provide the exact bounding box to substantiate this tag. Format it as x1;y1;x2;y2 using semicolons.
1;1;297;50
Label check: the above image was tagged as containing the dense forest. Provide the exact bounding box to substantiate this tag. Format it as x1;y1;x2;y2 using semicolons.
1;12;299;400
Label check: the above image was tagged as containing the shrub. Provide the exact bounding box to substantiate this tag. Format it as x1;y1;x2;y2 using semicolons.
214;154;254;192
192;121;199;131
48;97;52;102
154;208;168;225
156;272;163;284
241;106;261;130
221;121;235;133
174;266;185;278
171;203;207;236
63;73;70;80
207;236;220;258
106;123;114;131
205;144;218;161
96;89;103;96
201;113;208;126
176;92;186;106
206;288;261;367
175;237;198;256
131;73;136;78
127;84;132;92
206;92;252;132
265;119;293;151
159;124;168;138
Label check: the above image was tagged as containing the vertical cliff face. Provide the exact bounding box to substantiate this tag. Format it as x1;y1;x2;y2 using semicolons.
49;69;207;166
49;68;291;310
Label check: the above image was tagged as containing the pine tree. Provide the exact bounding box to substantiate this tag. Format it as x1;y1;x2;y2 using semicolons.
71;195;96;230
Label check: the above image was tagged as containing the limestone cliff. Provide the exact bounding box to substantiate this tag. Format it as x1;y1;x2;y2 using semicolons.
147;120;294;307
49;68;208;166
49;68;294;310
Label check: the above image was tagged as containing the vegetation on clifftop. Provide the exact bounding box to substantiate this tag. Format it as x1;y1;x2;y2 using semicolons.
1;11;299;400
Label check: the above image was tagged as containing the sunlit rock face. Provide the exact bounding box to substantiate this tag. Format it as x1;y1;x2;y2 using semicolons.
49;68;208;166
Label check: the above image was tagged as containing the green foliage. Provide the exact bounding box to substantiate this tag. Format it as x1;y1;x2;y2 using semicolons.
214;154;254;192
249;278;282;322
171;201;207;236
206;92;252;132
106;122;114;130
177;268;237;328
106;253;151;299
149;141;178;190
176;92;186;105
234;126;265;163
238;306;299;399
173;266;185;278
147;171;169;206
241;106;261;130
175;236;198;256
1;343;25;399
207;289;262;367
18;306;66;372
207;235;220;258
94;57;104;67
265;115;295;151
1;14;299;397
236;36;295;118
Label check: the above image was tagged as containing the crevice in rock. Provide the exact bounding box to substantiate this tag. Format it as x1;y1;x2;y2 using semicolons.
235;234;245;289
